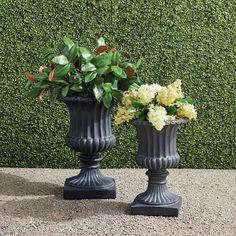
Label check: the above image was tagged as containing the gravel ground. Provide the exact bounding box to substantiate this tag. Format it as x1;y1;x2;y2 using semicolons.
0;168;235;236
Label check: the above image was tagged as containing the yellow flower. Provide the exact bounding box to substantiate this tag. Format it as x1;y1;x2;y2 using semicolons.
168;79;182;90
114;106;135;125
177;104;197;120
147;105;167;131
122;90;138;108
138;84;162;105
166;115;176;121
157;79;184;106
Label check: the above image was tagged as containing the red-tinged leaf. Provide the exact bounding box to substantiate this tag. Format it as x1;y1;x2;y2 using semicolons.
24;71;37;83
94;45;108;55
125;66;135;77
75;60;81;71
49;69;55;81
119;82;129;91
123;51;131;60
51;62;56;69
38;88;47;101
38;65;47;73
108;48;117;54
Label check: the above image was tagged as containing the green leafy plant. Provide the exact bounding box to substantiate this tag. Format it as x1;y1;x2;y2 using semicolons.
25;37;143;108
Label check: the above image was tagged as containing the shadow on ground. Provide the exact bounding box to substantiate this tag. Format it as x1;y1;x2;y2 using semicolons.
0;171;61;196
0;171;130;222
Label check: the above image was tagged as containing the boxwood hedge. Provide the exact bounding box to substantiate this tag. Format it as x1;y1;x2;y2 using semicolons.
0;0;235;169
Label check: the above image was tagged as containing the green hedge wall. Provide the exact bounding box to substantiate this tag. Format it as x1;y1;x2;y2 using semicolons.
0;0;235;169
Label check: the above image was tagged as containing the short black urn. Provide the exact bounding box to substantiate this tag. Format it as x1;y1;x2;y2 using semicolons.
131;119;188;216
60;95;116;199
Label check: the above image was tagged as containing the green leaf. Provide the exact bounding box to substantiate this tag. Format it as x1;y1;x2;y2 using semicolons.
62;46;70;57
136;75;143;84
132;101;144;109
137;114;146;121
79;47;93;60
127;107;136;113
52;55;69;65
128;83;139;90
35;72;48;81
119;61;130;68
112;80;118;89
122;76;138;86
92;53;112;66
28;88;41;98
63;37;74;49
61;85;69;96
96;59;111;67
53;78;69;84
70;84;83;92
34;81;50;89
25;80;33;88
55;64;71;77
85;72;97;83
135;107;148;119
134;58;143;69
97;66;110;75
81;62;96;72
93;85;104;101
111;51;120;64
56;44;66;53
176;97;197;105
68;74;81;83
47;54;56;60
102;92;112;108
112;90;123;100
68;44;80;61
51;86;61;99
97;37;105;46
166;105;177;115
102;83;112;93
186;97;198;105
111;66;127;79
42;48;56;60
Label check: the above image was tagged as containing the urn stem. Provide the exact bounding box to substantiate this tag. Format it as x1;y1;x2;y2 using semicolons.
80;153;102;169
146;169;169;185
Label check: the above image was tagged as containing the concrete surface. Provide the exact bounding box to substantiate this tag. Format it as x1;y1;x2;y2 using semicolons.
0;168;235;236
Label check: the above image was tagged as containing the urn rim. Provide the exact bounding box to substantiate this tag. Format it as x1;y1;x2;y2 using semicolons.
58;95;97;102
132;119;189;127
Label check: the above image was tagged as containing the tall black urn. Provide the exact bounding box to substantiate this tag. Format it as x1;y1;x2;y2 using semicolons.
60;95;116;199
131;119;188;216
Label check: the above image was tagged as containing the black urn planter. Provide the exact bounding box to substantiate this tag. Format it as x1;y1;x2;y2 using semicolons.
60;95;116;200
131;119;188;216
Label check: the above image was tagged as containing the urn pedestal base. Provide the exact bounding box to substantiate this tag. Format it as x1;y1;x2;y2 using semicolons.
131;170;181;216
63;178;116;200
131;196;182;216
63;154;116;200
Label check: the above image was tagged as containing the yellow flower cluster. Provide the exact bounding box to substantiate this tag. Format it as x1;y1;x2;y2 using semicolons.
137;84;162;105
177;104;197;120
122;90;138;109
157;79;184;106
147;105;167;131
114;79;197;131
114;107;135;125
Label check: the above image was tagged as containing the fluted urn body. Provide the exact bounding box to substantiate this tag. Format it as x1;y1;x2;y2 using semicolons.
60;95;116;199
131;119;188;216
